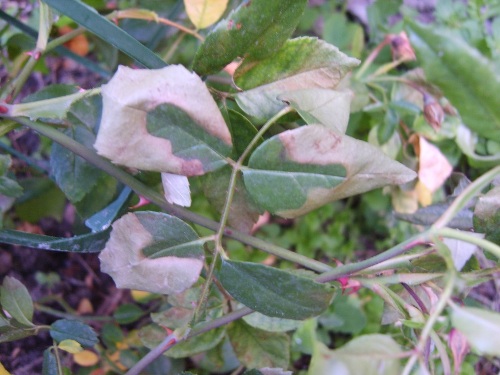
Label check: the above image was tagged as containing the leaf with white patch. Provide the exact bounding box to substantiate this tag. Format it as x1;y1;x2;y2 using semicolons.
161;173;191;207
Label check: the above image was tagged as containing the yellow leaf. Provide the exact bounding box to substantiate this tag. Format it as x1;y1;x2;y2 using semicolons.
58;339;83;354
184;0;229;29
73;350;99;367
416;180;432;207
131;290;152;303
418;136;452;193
0;361;12;375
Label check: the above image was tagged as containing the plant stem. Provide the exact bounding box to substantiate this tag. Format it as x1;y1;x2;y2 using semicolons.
125;307;253;375
10;116;331;272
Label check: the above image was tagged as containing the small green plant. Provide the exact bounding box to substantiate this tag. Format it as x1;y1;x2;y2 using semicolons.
0;0;499;374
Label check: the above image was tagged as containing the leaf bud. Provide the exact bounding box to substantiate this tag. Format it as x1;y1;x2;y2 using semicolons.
388;31;416;62
423;93;444;130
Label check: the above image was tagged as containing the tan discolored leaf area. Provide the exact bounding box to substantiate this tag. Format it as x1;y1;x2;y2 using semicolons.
94;65;232;176
161;173;191;207
99;212;204;295
417;136;453;193
184;0;229;29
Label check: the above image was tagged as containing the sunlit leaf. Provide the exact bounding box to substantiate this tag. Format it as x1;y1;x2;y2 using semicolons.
451;306;500;356
243;125;416;218
0;276;34;327
192;0;307;75
406;20;500;140
308;334;402;375
219;260;335;320
228;320;289;369
58;339;83;354
99;212;204;295
184;0;229;29
95;65;232;176
73;350;99;367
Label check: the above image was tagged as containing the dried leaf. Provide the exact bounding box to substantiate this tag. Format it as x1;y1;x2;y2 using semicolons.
418;136;452;193
184;0;229;29
161;173;191;207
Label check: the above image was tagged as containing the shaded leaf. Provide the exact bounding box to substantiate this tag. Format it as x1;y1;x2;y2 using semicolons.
203;166;262;233
184;0;229;29
308;334;402;375
85;187;132;232
451;306;500;356
235;37;359;122
243;125;416;218
396;203;473;230
192;0;307;75
43;348;57;375
278;89;352;133
0;325;37;343
219;260;335;320
0;155;22;198
443;232;484;270
474;186;500;245
99;212;204;295
113;303;144;324
0;276;34;327
228;320;289;369
406;20;500;140
0;228;110;253
95;65;231;176
50;319;98;348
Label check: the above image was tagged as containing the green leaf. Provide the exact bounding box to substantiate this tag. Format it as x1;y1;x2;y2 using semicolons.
308;334;402;375
406;20;500;140
184;0;228;29
50;319;98;348
228;320;289;369
43;0;166;69
0;276;34;327
278;89;352;133
99;212;204;295
85;187;132;232
234;37;359;122
396;204;473;230
0;228;110;253
0;325;37;343
192;0;307;76
203;166;262;234
94;65;232;176
474;186;500;245
243;125;416;218
219;260;335;320
43;348;58;375
451;306;500;356
113;303;144;325
319;295;366;335
0;155;23;198
243;311;301;333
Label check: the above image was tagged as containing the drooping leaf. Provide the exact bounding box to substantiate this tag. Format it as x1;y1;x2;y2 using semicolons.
243;125;416;218
0;228;110;252
234;37;359;122
85;187;132;232
50;319;98;348
192;0;307;75
0;325;37;343
184;0;229;29
406;20;500;140
99;212;204;295
228;320;290;369
43;348;58;375
219;260;335;320
0;277;34;327
308;334;402;375
451;306;500;356
203;166;262;233
94;65;232;176
278;89;352;133
474;186;500;245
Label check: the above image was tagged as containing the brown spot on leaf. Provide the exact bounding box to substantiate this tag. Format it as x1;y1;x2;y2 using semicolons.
180;159;204;176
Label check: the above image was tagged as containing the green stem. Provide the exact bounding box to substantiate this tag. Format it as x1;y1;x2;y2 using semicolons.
126;307;253;375
437;227;500;259
315;232;429;282
432;165;500;229
35;303;114;322
11;116;331;272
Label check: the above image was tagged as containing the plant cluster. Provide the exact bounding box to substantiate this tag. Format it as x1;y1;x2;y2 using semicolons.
0;0;499;374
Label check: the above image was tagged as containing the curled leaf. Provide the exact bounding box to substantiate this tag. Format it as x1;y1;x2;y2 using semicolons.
99;212;204;295
95;65;231;176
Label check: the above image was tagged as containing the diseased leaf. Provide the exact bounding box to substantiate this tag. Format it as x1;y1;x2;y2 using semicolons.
243;311;301;332
278;89;352;133
451;306;500;356
418;136;452;194
406;20;500;140
219;260;335;320
94;65;232;176
228;320;290;369
50;319;98;348
192;0;307;75
0;277;34;327
243;125;416;218
308;334;402;375
99;212;204;295
184;0;229;29
474;186;500;245
235;37;359;122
